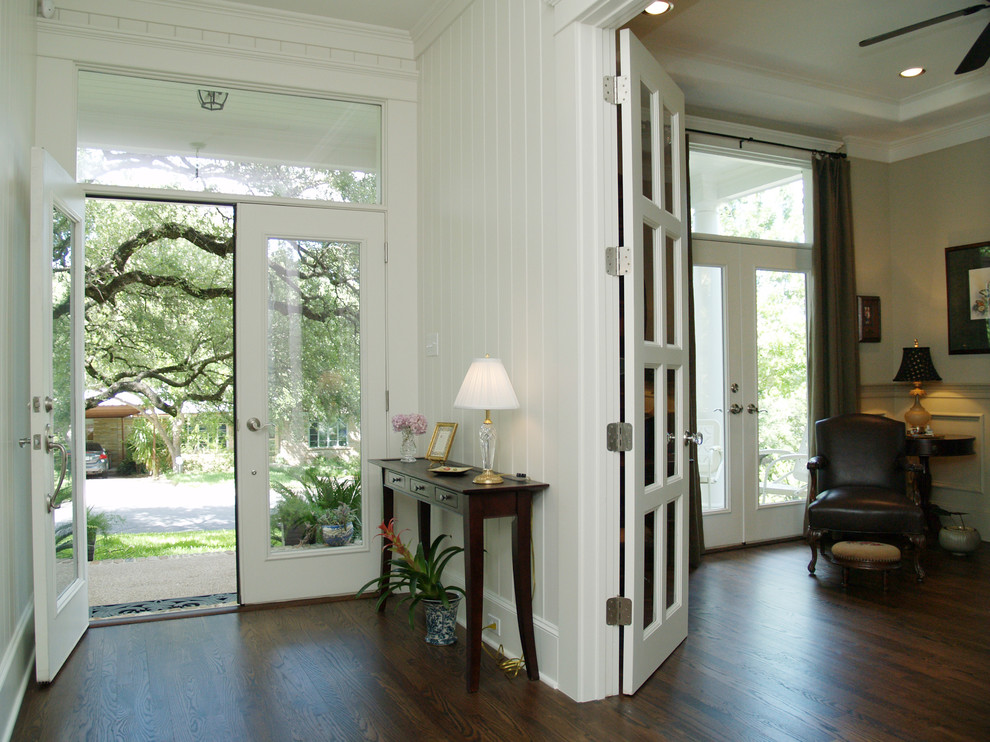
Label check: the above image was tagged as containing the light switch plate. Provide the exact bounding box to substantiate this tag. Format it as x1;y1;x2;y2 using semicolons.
425;332;439;357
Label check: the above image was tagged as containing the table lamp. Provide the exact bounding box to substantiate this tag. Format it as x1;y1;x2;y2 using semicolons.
893;339;941;433
454;355;519;484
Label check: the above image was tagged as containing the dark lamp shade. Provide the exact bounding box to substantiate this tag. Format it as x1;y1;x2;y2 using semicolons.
893;346;941;383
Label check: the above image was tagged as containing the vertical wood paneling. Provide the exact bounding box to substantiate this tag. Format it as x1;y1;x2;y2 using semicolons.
418;0;557;652
1;0;38;734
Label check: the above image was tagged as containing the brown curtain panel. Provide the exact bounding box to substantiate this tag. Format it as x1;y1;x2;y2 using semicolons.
685;138;705;567
810;154;860;432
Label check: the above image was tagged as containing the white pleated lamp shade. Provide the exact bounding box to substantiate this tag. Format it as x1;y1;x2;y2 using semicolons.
453;357;519;410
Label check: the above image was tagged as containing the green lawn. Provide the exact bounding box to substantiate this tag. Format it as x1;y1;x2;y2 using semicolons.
93;530;236;560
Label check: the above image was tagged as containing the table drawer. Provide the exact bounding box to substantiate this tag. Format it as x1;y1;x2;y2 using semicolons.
408;478;434;502
434;487;461;514
384;472;407;491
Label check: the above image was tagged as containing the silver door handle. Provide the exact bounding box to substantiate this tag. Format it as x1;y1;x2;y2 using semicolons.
246;417;269;432
45;434;68;513
747;404;761;414
729;403;743;415
684;431;703;446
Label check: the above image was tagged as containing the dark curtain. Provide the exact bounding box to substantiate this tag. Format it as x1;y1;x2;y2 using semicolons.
686;138;705;567
810;154;860;436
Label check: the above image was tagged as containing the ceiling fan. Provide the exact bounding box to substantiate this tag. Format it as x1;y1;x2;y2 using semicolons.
859;1;990;74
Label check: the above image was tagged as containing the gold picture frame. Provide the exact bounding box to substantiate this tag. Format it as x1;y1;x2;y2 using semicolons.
426;422;458;462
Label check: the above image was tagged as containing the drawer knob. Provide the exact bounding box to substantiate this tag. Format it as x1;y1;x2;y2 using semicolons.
438;492;450;501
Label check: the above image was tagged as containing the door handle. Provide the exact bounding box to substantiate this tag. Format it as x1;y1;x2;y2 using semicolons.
729;403;743;415
747;403;762;414
684;431;704;446
246;417;269;432
45;432;68;513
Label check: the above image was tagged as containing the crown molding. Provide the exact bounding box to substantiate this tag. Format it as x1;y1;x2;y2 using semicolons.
686;115;844;157
845;113;990;163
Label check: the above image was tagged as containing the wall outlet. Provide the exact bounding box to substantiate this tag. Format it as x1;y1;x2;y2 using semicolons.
486;613;501;635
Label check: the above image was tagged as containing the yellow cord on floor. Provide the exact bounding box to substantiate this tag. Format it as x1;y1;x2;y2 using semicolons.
482;641;527;678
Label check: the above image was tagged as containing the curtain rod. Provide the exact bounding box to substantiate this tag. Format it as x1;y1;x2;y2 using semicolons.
686;127;846;159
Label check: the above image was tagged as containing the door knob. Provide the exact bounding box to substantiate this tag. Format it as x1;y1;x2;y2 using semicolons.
246;417;269;432
684;431;704;446
729;403;743;415
747;403;762;414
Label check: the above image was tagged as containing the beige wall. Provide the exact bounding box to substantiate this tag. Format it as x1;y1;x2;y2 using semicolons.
853;137;990;539
0;0;38;736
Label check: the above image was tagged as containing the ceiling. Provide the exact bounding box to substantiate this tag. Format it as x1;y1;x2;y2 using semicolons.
221;1;990;157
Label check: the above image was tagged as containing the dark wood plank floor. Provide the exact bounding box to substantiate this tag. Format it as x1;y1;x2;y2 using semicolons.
13;541;990;741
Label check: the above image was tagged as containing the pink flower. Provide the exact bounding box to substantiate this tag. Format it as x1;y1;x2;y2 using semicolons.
391;413;427;435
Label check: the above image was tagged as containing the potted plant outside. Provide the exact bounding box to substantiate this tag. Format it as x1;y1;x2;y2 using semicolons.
320;503;356;546
357;519;466;645
271;467;361;546
55;506;124;561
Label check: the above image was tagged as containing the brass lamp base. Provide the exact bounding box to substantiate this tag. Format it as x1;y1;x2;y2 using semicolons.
904;384;932;432
473;468;503;485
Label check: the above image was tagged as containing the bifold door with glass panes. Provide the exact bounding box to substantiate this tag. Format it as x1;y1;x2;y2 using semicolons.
235;204;385;603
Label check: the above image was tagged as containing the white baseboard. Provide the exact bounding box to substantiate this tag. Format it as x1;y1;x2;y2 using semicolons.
1;605;34;742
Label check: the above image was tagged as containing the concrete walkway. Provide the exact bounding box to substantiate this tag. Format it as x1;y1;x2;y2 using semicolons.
85;475;235;533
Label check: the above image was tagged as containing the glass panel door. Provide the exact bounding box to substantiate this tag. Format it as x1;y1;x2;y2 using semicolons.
236;204;385;604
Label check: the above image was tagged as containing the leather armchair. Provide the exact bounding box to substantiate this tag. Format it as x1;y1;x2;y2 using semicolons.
806;414;926;581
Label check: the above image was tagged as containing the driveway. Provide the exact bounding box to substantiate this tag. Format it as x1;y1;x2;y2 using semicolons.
85;475;235;533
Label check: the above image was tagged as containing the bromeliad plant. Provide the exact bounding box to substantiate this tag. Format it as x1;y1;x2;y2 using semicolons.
357;519;465;627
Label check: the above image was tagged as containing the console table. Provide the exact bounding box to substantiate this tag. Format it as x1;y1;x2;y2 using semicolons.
370;458;548;692
905;435;976;534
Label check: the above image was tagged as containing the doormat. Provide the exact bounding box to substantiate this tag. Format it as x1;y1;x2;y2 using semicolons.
90;592;238;620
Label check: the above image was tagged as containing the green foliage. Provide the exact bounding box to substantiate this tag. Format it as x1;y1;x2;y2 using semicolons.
357;525;465;628
126;419;172;474
717;179;805;243
271;467;362;544
55;507;125;555
93;529;236;560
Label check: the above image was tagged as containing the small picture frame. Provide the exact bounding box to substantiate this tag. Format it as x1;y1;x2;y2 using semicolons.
946;241;990;355
425;422;458;462
857;295;881;343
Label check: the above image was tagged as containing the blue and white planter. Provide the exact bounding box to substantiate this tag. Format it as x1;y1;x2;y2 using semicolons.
422;594;461;645
321;522;355;547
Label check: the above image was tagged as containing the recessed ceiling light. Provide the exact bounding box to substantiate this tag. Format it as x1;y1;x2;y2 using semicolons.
899;66;925;78
644;1;673;15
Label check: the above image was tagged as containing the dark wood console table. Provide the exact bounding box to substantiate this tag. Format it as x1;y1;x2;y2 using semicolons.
905;435;976;534
370;458;548;692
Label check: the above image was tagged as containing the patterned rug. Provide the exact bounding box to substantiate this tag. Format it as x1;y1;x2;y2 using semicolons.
90;592;238;620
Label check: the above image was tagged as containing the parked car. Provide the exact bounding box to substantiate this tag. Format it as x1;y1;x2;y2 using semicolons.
85;441;110;478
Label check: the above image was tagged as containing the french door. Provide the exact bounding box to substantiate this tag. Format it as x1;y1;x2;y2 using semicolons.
618;29;691;695
694;238;811;548
235;204;385;603
29;148;88;682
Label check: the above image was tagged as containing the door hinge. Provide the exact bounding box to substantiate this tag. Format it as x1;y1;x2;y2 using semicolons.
606;422;633;452
605;246;631;276
606;596;632;626
603;75;630;105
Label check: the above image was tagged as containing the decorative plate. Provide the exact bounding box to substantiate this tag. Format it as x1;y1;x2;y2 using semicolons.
428;465;470;475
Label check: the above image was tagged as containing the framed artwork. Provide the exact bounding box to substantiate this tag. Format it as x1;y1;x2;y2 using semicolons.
945;241;990;355
425;422;458;462
857;295;881;342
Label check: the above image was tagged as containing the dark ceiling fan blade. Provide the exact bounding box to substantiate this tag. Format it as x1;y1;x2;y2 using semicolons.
956;19;990;72
859;3;989;47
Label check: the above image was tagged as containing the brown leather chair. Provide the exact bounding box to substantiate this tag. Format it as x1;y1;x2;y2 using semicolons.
806;414;926;581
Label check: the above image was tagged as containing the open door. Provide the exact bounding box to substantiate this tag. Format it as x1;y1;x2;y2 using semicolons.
618;29;691;695
29;148;88;682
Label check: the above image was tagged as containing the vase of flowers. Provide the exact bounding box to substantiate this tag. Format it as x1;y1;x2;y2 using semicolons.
392;413;427;462
357;519;465;645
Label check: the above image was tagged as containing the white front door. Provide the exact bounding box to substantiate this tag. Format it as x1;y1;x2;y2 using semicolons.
29;148;89;682
694;239;811;547
618;29;691;695
235;204;386;603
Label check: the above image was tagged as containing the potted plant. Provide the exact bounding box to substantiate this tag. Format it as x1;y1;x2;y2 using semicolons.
357;519;465;645
320;503;356;546
55;507;124;561
271;467;361;546
931;504;982;555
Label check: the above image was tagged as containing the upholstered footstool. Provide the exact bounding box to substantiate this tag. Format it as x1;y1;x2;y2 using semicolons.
830;541;902;591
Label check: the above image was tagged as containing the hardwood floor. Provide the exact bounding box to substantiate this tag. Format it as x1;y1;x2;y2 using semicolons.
13;541;989;741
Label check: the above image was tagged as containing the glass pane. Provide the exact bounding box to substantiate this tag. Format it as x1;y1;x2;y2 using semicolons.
692;265;728;512
52;206;76;598
756;269;810;506
643;224;655;343
268;238;362;552
665;499;677;611
644;509;655;628
666;368;677;479
662;105;673;213
644;368;656;487
641;82;653;201
77;72;381;204
689;147;810;243
664;234;677;345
